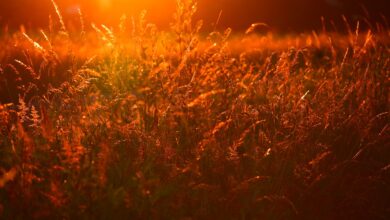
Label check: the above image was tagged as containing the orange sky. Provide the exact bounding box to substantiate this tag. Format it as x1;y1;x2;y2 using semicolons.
0;0;389;32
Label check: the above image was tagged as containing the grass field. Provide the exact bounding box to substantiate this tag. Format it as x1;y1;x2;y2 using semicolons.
0;0;389;219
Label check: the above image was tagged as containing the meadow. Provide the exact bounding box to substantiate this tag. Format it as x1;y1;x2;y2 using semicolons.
0;0;389;219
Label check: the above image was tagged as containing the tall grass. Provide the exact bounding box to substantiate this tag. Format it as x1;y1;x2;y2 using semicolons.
0;0;389;219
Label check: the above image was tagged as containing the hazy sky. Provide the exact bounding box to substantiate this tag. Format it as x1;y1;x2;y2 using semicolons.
0;0;389;31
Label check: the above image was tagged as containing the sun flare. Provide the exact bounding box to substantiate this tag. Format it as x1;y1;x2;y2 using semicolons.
98;0;112;9
76;0;176;27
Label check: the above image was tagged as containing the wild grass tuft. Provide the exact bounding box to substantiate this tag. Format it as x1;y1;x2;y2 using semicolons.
0;0;389;219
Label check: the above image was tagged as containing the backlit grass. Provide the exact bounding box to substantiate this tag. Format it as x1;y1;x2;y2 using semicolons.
0;0;389;219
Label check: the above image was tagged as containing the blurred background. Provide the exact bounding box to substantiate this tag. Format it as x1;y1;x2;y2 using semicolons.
0;0;389;32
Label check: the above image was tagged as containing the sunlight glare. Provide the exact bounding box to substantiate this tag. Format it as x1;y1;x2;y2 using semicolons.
99;0;112;9
80;0;175;27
